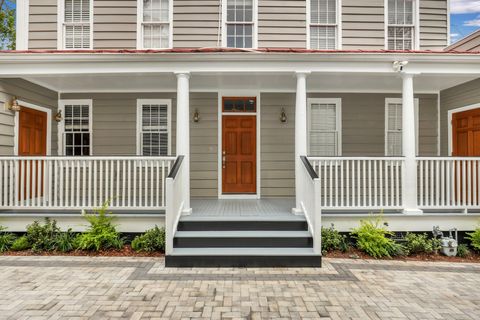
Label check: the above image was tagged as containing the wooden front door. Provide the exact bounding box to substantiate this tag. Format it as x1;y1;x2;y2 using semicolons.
222;116;257;194
452;108;480;156
18;106;48;200
452;108;480;203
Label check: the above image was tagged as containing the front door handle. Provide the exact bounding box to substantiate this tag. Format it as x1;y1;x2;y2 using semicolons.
222;151;226;169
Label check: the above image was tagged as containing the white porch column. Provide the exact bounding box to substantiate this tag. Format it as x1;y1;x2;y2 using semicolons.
294;72;309;213
401;73;422;214
176;72;191;212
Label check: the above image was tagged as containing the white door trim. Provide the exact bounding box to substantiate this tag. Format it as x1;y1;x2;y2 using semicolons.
448;103;480;156
14;100;52;156
217;91;261;199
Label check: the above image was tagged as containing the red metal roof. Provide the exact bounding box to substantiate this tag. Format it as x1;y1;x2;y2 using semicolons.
1;47;480;55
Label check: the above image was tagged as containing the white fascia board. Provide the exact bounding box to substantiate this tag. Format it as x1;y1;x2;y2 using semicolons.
0;53;480;76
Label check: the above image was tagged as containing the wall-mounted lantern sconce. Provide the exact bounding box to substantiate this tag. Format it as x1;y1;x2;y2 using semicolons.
280;108;287;123
5;96;20;112
193;109;200;122
55;110;63;122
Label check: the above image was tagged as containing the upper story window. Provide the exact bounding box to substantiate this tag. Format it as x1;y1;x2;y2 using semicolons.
308;98;342;156
224;0;255;48
309;0;340;50
63;0;92;49
387;0;416;50
139;0;172;49
59;100;92;156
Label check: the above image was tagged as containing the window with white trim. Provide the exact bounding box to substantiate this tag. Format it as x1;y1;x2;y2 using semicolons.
385;98;419;156
140;0;171;49
308;99;342;156
387;0;415;50
225;0;254;48
60;100;92;156
137;100;171;156
63;0;92;49
309;0;339;50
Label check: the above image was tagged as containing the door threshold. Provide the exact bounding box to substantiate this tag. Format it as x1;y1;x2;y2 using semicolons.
219;194;260;200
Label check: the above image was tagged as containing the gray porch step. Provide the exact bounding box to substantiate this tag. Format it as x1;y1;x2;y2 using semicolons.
175;231;311;238
166;248;321;267
169;247;316;256
173;230;313;248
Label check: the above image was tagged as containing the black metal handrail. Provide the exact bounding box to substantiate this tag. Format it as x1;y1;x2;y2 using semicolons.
167;155;184;179
300;156;318;180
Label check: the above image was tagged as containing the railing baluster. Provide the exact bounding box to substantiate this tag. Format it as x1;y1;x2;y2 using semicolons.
122;160;126;207
395;160;400;207
9;160;14;206
110;160;114;206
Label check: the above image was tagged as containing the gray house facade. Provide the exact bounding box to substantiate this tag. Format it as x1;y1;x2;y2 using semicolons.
1;0;480;266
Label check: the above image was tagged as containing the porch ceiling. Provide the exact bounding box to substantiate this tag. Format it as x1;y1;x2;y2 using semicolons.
24;72;479;93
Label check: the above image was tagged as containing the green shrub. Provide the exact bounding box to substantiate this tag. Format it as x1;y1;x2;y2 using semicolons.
75;202;123;251
26;218;62;252
321;224;348;254
10;236;31;251
351;215;404;258
0;226;16;253
56;229;77;253
466;228;480;251
457;244;471;258
404;233;441;255
131;226;165;253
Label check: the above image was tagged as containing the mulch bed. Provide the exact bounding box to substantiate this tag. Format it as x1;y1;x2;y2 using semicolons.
1;245;164;257
325;248;480;263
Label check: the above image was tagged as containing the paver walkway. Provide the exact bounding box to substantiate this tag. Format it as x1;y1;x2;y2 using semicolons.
0;256;479;319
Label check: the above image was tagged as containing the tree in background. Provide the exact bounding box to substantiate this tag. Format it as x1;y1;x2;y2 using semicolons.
1;0;15;50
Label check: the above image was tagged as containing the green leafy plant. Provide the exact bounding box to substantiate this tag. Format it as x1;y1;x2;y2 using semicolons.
351;215;404;258
457;244;471;258
26;218;62;252
75;202;123;251
0;226;16;252
404;233;440;255
466;227;480;252
321;224;349;254
10;236;31;251
0;1;16;50
131;226;165;253
56;229;77;253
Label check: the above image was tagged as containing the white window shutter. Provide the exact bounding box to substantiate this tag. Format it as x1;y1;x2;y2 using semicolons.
309;103;339;156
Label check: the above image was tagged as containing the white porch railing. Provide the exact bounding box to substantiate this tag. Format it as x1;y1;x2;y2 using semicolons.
308;157;405;209
298;156;322;255
0;156;176;210
418;157;480;209
165;155;187;255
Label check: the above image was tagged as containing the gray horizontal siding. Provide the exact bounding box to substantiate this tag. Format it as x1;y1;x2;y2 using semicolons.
173;0;221;48
60;92;218;198
258;0;306;48
94;0;137;49
28;0;57;49
439;78;480;156
0;79;58;155
419;0;448;50
342;0;385;50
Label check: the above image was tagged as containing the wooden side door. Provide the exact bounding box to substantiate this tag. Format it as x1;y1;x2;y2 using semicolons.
18;106;48;200
452;108;480;203
222;116;256;194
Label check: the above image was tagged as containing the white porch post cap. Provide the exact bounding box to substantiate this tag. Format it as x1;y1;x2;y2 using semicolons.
295;71;311;77
174;71;191;78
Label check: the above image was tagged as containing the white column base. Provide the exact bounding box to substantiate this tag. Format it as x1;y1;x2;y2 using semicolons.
182;208;192;216
403;208;423;215
291;207;304;216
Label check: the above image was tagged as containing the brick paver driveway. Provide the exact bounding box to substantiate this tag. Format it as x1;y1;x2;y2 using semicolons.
0;256;479;319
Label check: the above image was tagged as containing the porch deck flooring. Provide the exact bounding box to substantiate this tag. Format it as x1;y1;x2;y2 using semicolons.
190;198;296;217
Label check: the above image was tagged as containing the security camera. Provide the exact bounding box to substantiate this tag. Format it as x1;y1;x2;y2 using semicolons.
393;61;409;73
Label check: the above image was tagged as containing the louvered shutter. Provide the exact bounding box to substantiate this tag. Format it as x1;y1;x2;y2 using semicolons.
386;103;403;156
309;103;339;156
